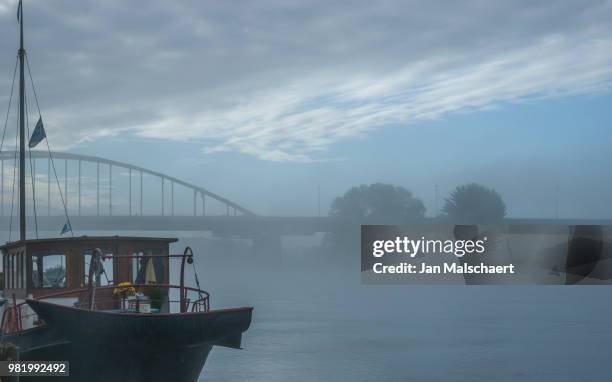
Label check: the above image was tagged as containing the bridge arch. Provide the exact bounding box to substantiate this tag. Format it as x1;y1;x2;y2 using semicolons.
0;150;255;217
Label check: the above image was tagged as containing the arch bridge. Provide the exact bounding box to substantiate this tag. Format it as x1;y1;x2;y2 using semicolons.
0;151;338;245
0;150;254;221
0;151;334;260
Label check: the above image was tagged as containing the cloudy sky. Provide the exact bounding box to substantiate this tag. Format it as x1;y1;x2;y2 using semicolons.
1;0;612;218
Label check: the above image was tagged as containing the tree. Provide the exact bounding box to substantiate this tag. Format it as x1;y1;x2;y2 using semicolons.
442;183;506;223
330;183;426;223
324;183;425;259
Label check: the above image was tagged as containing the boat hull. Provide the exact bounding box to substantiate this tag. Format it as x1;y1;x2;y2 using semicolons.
27;299;252;346
12;300;253;381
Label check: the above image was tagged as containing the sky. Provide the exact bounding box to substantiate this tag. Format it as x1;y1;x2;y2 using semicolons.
0;0;612;218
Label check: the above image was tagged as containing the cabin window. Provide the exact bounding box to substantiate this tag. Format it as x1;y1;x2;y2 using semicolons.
17;253;23;289
8;254;13;289
132;249;164;284
11;254;15;289
8;255;12;289
6;253;22;290
32;251;67;289
84;249;114;286
6;255;10;289
21;252;26;289
17;253;22;289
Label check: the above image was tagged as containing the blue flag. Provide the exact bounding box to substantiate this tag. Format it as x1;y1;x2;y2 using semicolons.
61;221;72;235
17;0;22;23
28;117;46;148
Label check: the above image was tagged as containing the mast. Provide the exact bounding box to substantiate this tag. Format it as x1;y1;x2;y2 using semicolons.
18;0;26;241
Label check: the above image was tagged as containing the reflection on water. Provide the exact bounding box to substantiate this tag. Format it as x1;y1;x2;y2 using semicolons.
196;258;612;381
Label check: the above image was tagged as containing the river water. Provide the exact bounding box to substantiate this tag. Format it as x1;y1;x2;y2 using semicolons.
193;248;612;382
2;231;607;381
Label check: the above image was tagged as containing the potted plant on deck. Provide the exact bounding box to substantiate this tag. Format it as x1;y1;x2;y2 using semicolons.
113;282;136;310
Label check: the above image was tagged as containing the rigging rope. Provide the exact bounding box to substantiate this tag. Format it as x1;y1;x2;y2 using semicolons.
103;267;110;285
8;111;18;242
25;54;73;236
1;56;18;241
25;86;39;238
0;56;18;152
191;260;205;301
44;138;72;236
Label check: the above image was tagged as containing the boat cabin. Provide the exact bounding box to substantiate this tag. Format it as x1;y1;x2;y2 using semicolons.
1;236;176;299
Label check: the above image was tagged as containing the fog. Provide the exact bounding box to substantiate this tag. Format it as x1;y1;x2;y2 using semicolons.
175;233;612;381
1;1;612;220
1;217;611;381
1;0;612;380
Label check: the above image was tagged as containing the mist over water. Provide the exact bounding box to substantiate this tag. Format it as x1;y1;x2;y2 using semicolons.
0;230;609;380
169;235;612;382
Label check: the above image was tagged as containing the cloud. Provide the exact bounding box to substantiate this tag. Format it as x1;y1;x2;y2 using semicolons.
133;33;612;161
1;0;612;161
0;0;18;15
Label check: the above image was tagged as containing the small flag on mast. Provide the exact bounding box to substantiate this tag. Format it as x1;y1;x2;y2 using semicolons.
28;117;46;148
17;0;22;23
61;221;72;235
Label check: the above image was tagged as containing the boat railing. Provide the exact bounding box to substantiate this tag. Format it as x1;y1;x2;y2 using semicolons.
45;283;210;312
80;283;210;313
1;284;210;334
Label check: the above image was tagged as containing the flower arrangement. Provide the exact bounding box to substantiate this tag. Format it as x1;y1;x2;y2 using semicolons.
113;282;136;298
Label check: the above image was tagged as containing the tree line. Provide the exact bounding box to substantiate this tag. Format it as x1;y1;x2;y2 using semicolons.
324;182;506;255
329;182;506;223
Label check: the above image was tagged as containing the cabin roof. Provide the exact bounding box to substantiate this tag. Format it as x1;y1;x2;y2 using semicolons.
0;235;178;250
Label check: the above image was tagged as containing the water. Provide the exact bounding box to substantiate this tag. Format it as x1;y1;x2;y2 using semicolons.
4;231;606;381
196;261;612;381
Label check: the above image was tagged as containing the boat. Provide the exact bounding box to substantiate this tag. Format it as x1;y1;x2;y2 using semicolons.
0;2;253;380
